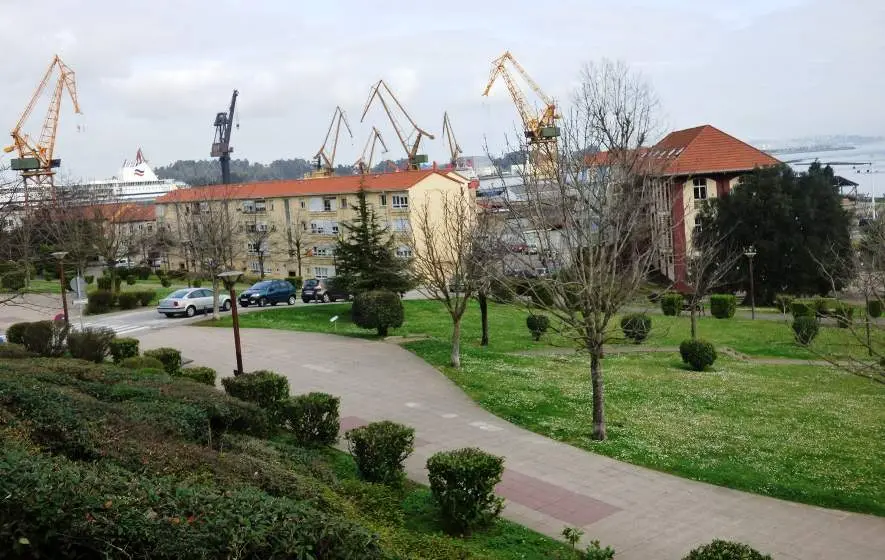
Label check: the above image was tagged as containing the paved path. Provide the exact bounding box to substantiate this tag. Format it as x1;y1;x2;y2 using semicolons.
133;327;885;560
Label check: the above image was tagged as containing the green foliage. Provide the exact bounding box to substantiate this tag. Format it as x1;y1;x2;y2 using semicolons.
334;187;413;294
620;313;652;343
832;302;855;328
0;343;32;359
661;293;684;316
774;293;794;314
709;294;737;319
351;290;404;336
526;314;549;341
426;447;504;534
66;327;116;363
109;337;139;363
143;347;182;375
5;322;28;345
125;275;137;285
84;274;94;284
20;320;68;357
868;299;883;318
679;339;717;371
179;366;217;386
117;292;138;309
96;276;112;290
135;289;156;306
135;265;152;280
812;297;836;317
682;539;772;560
792;316;820;345
790;300;814;318
221;370;290;410
160;277;171;288
120;355;165;371
86;290;114;314
279;392;340;445
584;540;617;560
288;273;303;289
346;420;415;485
192;279;203;288
0;269;25;291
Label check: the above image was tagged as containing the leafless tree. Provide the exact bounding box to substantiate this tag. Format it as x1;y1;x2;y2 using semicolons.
498;60;664;440
285;205;307;278
685;217;743;338
243;218;282;279
408;186;477;368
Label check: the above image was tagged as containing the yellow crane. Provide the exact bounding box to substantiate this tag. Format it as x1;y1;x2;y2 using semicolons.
4;55;81;202
361;79;434;170
310;106;353;178
354;126;389;174
442;111;462;167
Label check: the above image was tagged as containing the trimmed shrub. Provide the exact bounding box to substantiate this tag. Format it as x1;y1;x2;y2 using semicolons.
346;420;415;485
96;276;112;291
526;314;549;341
192;279;203;288
790;300;814;318
661;293;684;316
221;370;289;410
109;337;139;363
6;322;28;345
134;289;155;306
620;313;651;343
21;320;68;357
179;366;217;386
679;339;717;371
426;447;504;534
84;274;94;285
120;355;165;371
683;539;772;560
86;290;114;314
125;275;137;285
143;347;182;375
352;290;404;336
0;342;32;359
832;302;855;328
279;392;340;445
66;327;116;363
135;266;152;280
812;297;836;317
709;294;737;319
117;292;138;309
774;293;794;314
1;269;26;291
114;275;123;292
792;316;820;345
868;299;883;318
288;274;303;290
160;277;171;288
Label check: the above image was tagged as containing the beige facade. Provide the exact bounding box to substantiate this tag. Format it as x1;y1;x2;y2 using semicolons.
681;176;719;255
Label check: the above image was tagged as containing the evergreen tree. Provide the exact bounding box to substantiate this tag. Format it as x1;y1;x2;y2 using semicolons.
333;187;412;294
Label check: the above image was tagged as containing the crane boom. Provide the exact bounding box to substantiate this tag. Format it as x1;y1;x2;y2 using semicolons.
211;89;238;184
442;112;462;166
313;106;353;177
482;51;558;144
355;126;389;174
361;79;434;170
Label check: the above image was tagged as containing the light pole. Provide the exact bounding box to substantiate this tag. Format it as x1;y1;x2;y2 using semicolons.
744;245;757;320
50;251;70;327
217;270;244;376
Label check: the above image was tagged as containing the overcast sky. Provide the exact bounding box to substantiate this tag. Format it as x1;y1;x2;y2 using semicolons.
0;0;882;179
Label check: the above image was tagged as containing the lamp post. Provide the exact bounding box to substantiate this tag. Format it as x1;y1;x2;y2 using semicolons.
50;251;70;327
217;270;244;376
744;245;757;320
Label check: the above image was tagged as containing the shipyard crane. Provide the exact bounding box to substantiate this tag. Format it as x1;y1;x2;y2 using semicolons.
354;126;389;174
361;79;434;170
211;89;238;184
4;55;81;203
311;106;353;178
442;112;462;167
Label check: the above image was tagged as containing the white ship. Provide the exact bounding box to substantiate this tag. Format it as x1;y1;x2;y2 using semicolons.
82;149;188;202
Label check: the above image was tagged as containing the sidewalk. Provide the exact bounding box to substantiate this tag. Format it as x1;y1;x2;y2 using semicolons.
134;327;885;560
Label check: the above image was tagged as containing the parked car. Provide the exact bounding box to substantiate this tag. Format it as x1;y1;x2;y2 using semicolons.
114;257;136;269
238;279;297;307
301;278;349;303
157;288;231;318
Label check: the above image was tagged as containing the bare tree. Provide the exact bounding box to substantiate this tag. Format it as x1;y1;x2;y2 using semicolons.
408;187;477;368
685;216;743;338
243;218;282;279
286;206;307;278
500;60;663;440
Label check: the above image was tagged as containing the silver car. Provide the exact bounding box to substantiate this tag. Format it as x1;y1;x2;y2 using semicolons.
157;288;231;318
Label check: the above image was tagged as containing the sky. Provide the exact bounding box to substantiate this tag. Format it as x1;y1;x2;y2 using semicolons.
0;0;882;180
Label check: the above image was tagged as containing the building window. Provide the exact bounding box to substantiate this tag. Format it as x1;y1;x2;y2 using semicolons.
693;177;707;201
340;197;347;209
693;216;703;237
323;197;335;212
392;218;410;232
314;267;330;279
380;194;387;207
300;200;306;209
313;246;334;257
392;194;408;209
249;261;262;272
243;200;255;213
310;220;338;235
254;199;267;213
395;246;412;258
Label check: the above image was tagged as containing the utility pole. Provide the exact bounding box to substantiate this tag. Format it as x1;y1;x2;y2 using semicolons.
744;246;757;320
211;90;238;184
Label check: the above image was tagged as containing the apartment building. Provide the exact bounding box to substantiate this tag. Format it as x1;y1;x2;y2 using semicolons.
154;169;472;279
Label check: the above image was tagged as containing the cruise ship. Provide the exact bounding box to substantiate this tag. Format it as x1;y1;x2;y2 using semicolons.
81;149;188;202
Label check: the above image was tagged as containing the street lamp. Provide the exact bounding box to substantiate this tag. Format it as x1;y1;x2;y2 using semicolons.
50;251;70;327
217;270;244;376
744;245;757;320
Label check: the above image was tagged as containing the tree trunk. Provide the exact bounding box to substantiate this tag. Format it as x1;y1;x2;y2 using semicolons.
690;307;697;340
378;326;389;337
451;317;462;368
211;276;220;320
259;255;265;279
479;290;489;347
590;349;606;441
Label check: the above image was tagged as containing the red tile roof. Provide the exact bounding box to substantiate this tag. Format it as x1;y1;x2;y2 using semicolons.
155;170;462;203
76;203;156;223
586;125;780;176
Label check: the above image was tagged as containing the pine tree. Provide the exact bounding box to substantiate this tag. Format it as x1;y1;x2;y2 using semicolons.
333;186;412;294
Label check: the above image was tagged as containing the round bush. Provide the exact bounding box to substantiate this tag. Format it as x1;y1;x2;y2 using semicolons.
620;313;651;343
5;322;29;345
192;279;203;288
0;342;32;359
661;293;684;316
19;320;68;357
120;355;165;371
1;270;26;291
526;314;549;341
96;276;112;291
351;290;404;336
346;420;415;485
178;366;217;386
125;276;137;286
790;301;814;318
143;347;182;375
832;303;855;328
679;339;717;371
87;290;115;315
109;337;140;364
774;293;794;313
709;294;737;319
792;316;819;345
279;392;340;445
117;292;138;310
160;277;171;288
867;299;882;318
221;370;290;410
67;327;116;363
84;275;95;285
683;539;772;560
426;447;504;535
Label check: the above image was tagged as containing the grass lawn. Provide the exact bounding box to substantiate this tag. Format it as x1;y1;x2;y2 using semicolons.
203;299;885;515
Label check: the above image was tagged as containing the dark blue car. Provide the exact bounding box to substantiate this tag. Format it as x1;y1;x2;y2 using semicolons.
238;279;297;307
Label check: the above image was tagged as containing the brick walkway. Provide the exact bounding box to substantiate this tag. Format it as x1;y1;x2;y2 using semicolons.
134;327;885;560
